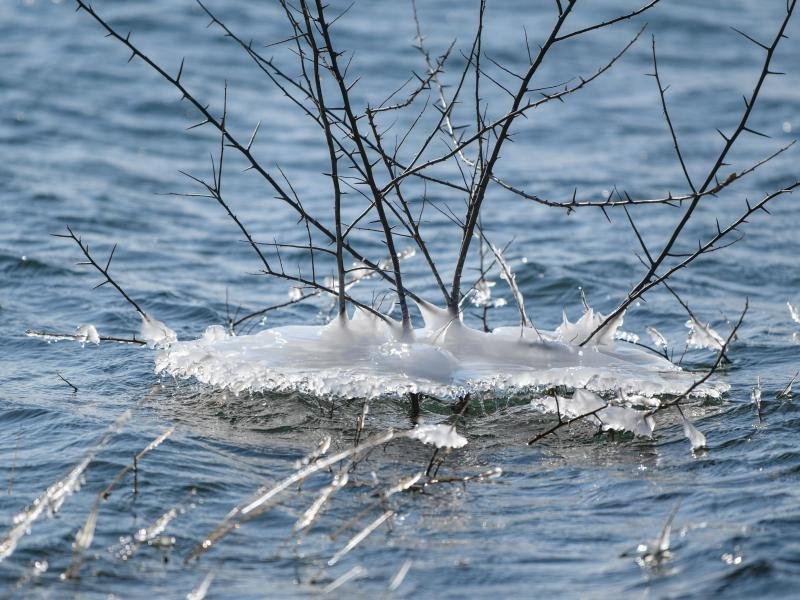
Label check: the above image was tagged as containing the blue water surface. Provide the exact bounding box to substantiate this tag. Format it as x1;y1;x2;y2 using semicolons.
1;0;799;597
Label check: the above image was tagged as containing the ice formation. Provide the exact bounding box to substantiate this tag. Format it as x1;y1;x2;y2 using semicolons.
155;299;726;403
407;424;468;449
531;388;656;437
75;324;100;345
682;416;707;451
788;301;800;325
685;316;725;351
139;314;177;349
646;326;669;350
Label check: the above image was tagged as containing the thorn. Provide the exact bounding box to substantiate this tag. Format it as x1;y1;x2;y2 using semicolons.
177;57;185;82
743;126;771;139
186;119;210;131
730;26;770;51
716;128;729;142
105;243;117;271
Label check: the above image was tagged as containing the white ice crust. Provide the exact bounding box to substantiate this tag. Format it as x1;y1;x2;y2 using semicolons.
155;300;726;402
407;424;468;449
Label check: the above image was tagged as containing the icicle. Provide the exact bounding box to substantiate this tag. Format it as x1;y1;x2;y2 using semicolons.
751;376;762;420
682;416;706;451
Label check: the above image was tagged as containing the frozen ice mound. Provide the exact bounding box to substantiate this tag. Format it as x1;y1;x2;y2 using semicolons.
155;300;727;401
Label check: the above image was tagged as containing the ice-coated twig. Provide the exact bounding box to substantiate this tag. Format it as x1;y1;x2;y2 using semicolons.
0;409;133;563
186;571;215;600
527;401;610;445
388;558;413;591
777;371;798;400
116;489;196;562
26;329;146;345
327;510;393;567
322;565;366;594
186;429;397;562
484;240;536;333
663;282;729;361
655;301;747;414
331;471;424;541
292;471;349;536
61;426;175;579
646;301;749;452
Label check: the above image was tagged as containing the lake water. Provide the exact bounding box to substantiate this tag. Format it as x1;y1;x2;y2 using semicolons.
1;0;799;597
